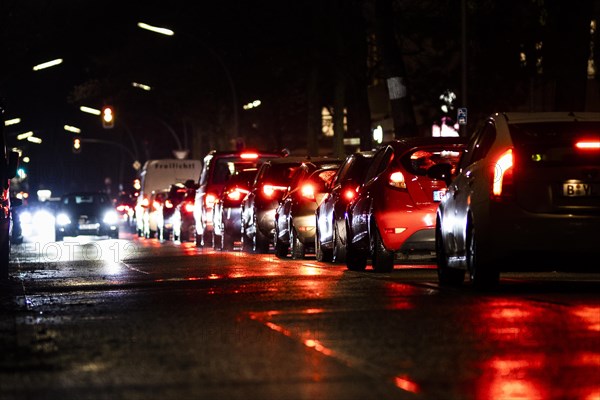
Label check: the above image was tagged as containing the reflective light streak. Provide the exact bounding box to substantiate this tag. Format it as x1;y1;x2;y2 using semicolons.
4;118;20;126
137;22;174;36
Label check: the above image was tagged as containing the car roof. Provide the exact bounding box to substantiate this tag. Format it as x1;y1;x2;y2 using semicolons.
204;149;282;159
385;136;467;150
264;156;333;165
500;112;600;123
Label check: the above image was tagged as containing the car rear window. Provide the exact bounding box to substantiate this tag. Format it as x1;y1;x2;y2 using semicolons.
400;146;464;176
262;163;301;185
510;122;600;167
212;156;277;184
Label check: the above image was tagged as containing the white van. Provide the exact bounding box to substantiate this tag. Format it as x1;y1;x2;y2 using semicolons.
135;159;202;237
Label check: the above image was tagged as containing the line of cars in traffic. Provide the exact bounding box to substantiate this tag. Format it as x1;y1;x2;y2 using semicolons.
141;111;600;289
37;111;598;290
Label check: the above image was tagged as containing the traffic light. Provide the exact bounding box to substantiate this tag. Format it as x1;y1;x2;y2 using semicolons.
73;137;81;153
102;105;114;129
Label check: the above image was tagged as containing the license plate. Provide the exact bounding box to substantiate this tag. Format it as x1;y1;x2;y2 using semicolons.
79;223;99;230
562;182;600;197
433;189;447;202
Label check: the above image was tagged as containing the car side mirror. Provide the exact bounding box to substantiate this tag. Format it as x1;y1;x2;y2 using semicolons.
427;163;453;186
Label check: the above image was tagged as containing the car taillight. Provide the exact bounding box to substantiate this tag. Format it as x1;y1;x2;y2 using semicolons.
205;193;217;208
116;204;129;212
227;187;249;201
575;140;600;150
141;197;149;207
184;202;195;213
240;152;259;159
165;200;174;209
491;148;514;199
389;171;406;189
262;184;286;198
343;187;357;201
300;183;315;200
152;200;161;210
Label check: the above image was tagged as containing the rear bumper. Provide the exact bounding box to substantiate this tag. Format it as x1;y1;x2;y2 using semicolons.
375;207;436;251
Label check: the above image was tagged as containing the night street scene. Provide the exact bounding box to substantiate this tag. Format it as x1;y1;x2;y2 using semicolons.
1;1;599;399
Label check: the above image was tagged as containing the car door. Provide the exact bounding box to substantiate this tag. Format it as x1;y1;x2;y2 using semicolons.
348;146;393;251
447;122;497;256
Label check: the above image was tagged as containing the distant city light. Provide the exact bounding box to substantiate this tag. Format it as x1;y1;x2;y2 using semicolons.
16;131;33;140
80;106;101;115
22;156;30;163
32;58;63;71
64;125;81;134
27;136;43;144
137;22;174;36
4;118;21;126
373;125;383;144
132;82;152;91
243;99;262;110
37;189;52;202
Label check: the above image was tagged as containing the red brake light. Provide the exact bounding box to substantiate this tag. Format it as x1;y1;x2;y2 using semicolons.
227;190;242;201
141;197;149;207
575;140;600;150
240;152;259;159
300;183;315;200
262;184;286;198
116;205;129;212
165;200;174;208
389;171;406;189
491;148;514;198
184;202;195;213
152;200;161;210
343;188;356;201
205;193;217;208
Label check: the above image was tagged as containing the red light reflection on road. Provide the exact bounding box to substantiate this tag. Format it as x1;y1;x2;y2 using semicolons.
473;298;600;400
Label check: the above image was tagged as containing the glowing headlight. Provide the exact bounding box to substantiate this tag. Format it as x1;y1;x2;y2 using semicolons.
56;213;71;226
19;211;33;224
103;210;119;225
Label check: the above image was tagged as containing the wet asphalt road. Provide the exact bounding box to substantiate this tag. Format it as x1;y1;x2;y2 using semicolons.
1;231;599;400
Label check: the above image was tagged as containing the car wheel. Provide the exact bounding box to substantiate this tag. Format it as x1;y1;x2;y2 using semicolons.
55;231;64;242
222;231;234;251
195;233;203;247
371;222;394;272
213;233;222;250
290;225;305;259
332;218;346;263
315;227;332;262
467;222;499;289
435;222;464;286
111;230;119;239
345;221;367;271
254;227;270;254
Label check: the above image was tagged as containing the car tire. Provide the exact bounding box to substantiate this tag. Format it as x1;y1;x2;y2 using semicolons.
55;231;64;242
290;225;305;259
345;221;367;271
254;227;270;254
274;235;288;258
371;222;394;272
111;230;119;239
332;217;346;263
222;231;234;251
315;228;332;262
467;222;499;289
435;222;464;286
203;230;214;248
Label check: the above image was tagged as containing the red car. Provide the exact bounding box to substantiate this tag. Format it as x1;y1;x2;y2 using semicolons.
345;137;466;272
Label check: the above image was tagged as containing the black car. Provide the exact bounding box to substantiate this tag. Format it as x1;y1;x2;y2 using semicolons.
274;159;342;259
315;151;375;262
54;192;120;240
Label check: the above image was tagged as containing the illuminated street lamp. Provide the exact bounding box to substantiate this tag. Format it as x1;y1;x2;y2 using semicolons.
80;106;101;116
32;58;63;71
137;22;174;36
27;136;43;144
64;125;81;134
16;131;33;141
4;118;21;127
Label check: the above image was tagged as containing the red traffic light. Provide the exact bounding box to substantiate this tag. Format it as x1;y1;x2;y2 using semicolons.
73;138;81;153
102;106;114;129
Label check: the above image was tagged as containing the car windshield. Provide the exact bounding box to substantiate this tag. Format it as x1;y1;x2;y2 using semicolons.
262;163;301;186
510;121;600;167
64;194;109;205
212;157;275;184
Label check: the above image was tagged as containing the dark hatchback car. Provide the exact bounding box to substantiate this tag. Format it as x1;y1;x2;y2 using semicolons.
274;159;342;259
213;167;258;250
241;157;309;253
54;192;120;240
315;150;375;263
